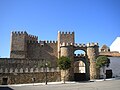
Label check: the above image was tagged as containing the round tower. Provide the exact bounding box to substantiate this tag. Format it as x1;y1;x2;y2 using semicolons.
60;42;69;57
60;42;75;81
87;43;99;80
60;42;70;81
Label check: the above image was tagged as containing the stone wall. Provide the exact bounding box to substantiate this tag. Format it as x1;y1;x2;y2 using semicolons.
99;52;120;57
0;72;60;84
0;58;59;72
0;58;60;85
27;41;58;67
0;58;42;69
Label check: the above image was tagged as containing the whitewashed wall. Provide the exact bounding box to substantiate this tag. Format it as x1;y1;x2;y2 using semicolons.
100;57;120;78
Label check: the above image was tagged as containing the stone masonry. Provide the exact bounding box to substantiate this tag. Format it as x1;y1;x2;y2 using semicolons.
0;31;100;84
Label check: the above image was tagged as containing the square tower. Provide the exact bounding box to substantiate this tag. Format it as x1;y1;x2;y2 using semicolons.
57;31;75;58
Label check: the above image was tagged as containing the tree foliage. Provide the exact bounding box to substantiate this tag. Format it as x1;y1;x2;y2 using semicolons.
96;56;110;69
58;56;71;70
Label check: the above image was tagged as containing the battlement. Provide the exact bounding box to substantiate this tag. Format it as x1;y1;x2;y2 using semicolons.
58;31;74;35
26;34;38;41
12;31;28;35
74;43;86;47
74;54;85;57
60;42;74;46
12;31;38;41
86;42;99;47
45;40;57;44
38;40;57;46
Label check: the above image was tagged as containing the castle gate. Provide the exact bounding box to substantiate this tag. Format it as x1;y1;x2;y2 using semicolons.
73;45;89;81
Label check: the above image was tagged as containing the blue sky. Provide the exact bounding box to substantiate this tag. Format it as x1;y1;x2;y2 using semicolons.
0;0;120;57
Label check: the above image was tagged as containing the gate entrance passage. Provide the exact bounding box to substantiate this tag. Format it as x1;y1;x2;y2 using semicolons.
74;73;86;81
74;60;87;81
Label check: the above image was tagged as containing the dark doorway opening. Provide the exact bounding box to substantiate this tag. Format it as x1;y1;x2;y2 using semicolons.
2;78;8;85
74;50;88;81
74;73;86;81
74;60;86;81
106;69;112;79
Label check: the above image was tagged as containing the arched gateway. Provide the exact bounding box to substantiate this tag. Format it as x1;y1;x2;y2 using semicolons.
58;31;99;81
74;49;89;81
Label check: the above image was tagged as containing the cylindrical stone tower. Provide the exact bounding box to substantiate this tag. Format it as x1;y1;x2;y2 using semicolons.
60;43;69;57
87;43;99;80
60;42;70;81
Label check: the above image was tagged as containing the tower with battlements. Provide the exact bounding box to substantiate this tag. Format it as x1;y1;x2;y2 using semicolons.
10;31;38;58
87;43;99;79
57;31;75;81
57;31;74;58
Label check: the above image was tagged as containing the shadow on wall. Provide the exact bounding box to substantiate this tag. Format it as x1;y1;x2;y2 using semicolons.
0;87;14;90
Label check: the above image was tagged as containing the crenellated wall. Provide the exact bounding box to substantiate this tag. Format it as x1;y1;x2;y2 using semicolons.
26;40;58;67
58;31;74;45
11;31;38;42
10;31;58;67
26;34;38;43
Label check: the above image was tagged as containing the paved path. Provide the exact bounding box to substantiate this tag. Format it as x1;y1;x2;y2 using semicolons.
0;79;120;90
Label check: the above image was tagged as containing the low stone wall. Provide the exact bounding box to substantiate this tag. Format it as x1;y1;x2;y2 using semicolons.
0;72;61;85
99;52;120;57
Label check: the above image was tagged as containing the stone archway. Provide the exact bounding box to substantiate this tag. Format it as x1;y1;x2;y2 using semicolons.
74;58;87;81
74;49;89;81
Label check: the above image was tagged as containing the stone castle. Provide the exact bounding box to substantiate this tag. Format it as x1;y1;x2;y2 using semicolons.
0;31;100;84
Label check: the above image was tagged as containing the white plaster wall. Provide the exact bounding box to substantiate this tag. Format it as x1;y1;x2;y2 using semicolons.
108;57;120;77
100;57;120;78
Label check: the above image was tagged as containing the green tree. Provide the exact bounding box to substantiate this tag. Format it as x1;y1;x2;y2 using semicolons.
96;56;110;80
58;56;71;83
